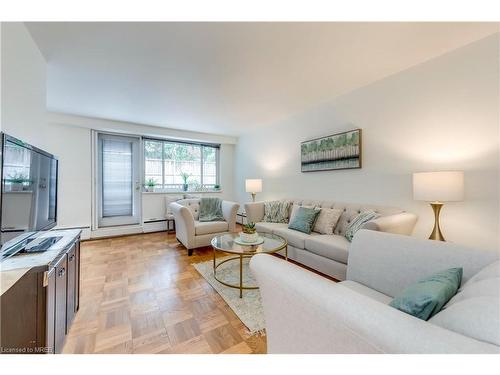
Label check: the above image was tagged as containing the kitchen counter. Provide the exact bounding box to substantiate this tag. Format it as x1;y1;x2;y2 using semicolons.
0;229;81;296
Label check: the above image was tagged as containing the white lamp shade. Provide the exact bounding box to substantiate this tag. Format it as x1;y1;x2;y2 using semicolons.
413;171;464;202
245;179;262;193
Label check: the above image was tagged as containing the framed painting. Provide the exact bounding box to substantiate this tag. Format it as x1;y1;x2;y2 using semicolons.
301;129;362;172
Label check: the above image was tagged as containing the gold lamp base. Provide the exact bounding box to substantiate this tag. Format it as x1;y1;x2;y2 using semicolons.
429;202;445;241
250;193;256;202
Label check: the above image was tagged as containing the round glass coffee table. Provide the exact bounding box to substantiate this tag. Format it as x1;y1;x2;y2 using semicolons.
210;233;287;298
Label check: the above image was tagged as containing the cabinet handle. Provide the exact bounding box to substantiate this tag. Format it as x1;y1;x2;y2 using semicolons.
69;254;75;261
58;268;65;277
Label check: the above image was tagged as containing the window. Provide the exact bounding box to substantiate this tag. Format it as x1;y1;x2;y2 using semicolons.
3;141;31;189
144;138;220;191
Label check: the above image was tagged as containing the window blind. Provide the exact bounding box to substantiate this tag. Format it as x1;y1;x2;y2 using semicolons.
101;138;133;217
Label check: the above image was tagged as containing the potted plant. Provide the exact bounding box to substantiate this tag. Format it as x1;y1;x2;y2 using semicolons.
180;172;190;192
145;178;157;192
7;173;28;192
240;222;259;243
214;184;220;191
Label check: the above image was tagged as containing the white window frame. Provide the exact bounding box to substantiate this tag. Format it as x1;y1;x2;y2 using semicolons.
143;138;220;192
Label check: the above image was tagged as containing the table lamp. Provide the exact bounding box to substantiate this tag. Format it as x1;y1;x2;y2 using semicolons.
413;171;464;241
245;179;262;202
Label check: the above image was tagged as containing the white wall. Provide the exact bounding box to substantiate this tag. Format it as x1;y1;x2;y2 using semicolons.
235;34;500;252
1;23;47;144
1;23;237;239
46;112;236;236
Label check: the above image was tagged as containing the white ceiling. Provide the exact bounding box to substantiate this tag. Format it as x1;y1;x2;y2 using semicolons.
26;22;498;136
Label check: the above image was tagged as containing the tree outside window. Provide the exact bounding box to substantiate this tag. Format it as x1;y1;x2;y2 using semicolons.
144;139;220;191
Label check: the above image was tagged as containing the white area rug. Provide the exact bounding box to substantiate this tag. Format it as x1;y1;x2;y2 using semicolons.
192;256;265;334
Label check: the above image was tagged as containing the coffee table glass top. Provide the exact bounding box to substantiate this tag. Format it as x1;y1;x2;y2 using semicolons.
211;232;287;255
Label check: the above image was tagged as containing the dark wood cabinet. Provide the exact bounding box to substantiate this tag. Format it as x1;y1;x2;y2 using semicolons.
54;255;68;354
74;241;80;311
66;245;76;333
45;268;56;354
0;271;39;353
0;236;81;354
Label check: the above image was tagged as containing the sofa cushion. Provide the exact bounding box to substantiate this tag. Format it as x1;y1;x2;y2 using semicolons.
313;208;343;235
263;201;291;223
289;204;311;222
445;260;500;309
274;227;318;249
446;277;500;306
344;210;380;242
389;268;463;320
194;221;228;235
255;222;288;234
340;280;392;304
462;260;500;285
430;297;500;346
178;199;200;220
288;206;321;234
304;235;350;264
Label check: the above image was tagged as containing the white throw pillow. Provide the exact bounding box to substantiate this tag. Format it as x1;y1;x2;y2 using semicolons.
165;196;183;217
313;208;343;235
430;296;500;346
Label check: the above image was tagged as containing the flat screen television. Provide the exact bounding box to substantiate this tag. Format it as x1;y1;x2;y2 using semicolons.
0;133;58;259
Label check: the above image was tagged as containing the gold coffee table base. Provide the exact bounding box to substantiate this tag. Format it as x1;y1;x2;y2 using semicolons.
211;233;288;298
213;254;258;298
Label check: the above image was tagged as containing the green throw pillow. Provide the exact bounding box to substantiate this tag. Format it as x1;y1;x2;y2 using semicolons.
288;206;321;234
198;197;224;222
263;201;291;223
389;268;463;320
344;210;379;242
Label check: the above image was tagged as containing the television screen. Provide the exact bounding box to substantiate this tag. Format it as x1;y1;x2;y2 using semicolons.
0;134;58;256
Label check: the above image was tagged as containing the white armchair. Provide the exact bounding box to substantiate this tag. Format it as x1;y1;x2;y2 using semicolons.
169;198;240;255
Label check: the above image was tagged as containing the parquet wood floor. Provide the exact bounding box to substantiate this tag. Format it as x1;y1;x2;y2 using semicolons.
63;230;267;354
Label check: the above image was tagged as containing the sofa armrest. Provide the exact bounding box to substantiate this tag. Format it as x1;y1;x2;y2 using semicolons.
169;202;196;249
250;254;499;354
244;201;265;223
362;212;417;235
346;230;499;297
222;200;240;232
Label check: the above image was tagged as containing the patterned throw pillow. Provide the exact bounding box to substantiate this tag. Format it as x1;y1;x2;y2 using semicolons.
313;208;343;235
344;210;380;242
288;206;321;234
263;201;291;223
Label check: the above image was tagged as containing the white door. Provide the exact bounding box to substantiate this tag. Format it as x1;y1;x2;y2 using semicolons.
97;133;141;227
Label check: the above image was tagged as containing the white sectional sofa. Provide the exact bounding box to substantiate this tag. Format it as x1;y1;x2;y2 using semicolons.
245;199;417;280
170;198;240;255
250;230;500;353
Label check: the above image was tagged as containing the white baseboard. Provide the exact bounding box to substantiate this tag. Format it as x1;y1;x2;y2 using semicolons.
61;223;172;240
143;221;168;233
90;225;144;239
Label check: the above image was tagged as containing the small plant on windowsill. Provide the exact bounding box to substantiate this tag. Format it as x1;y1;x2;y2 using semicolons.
213;184;220;191
240;222;259;243
180;172;190;192
7;173;29;192
145;178;157;192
